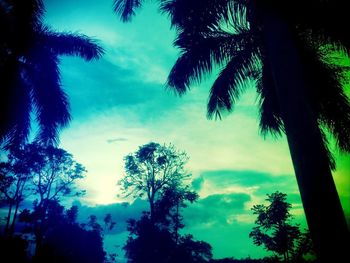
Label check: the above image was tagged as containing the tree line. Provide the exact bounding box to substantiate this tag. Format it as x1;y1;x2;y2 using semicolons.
1;142;315;263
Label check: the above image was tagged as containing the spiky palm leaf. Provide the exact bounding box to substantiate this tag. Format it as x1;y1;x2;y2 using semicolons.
167;30;249;94
207;45;259;119
113;0;143;22
0;0;104;148
114;0;350;167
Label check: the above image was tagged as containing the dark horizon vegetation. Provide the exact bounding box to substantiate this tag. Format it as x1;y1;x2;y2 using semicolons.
1;0;349;263
0;142;316;263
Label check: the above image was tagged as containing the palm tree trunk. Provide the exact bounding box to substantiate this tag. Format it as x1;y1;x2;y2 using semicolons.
261;8;349;262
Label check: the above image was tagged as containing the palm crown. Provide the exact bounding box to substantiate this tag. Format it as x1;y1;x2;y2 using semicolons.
0;0;104;148
165;0;350;166
114;0;350;168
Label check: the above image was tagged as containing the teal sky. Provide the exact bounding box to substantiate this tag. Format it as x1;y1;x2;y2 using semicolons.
43;0;349;260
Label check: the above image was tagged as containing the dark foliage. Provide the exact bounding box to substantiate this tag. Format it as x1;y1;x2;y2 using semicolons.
35;222;105;263
124;214;212;263
0;0;104;148
119;142;192;221
122;143;210;263
0;235;29;263
19;200;106;263
0;143;86;238
250;192;315;262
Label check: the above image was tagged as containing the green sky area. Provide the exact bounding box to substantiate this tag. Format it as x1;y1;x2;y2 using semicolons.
43;0;350;260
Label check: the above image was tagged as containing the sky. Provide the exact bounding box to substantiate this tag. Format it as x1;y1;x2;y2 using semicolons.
42;0;350;260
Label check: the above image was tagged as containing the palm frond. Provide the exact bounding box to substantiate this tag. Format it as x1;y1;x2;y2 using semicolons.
113;0;143;22
207;48;259;119
265;0;350;56
257;57;284;137
37;27;104;60
25;49;70;145
0;61;31;148
309;1;350;56
319;126;336;171
317;66;350;152
4;78;32;149
161;0;242;31
167;30;250;95
166;49;211;95
298;40;350;153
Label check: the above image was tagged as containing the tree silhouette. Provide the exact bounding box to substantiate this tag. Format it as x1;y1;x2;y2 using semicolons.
154;184;198;243
22;201;106;263
124;214;177;263
3;143;88;257
104;213;117;232
29;143;86;215
0;146;35;236
114;1;350;260
0;235;29;263
121;143;211;263
0;0;104;148
291;231;314;262
119;142;191;222
250;192;313;262
124;213;212;263
0;143;75;236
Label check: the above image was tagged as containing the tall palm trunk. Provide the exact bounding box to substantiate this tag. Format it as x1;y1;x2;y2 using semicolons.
261;8;349;262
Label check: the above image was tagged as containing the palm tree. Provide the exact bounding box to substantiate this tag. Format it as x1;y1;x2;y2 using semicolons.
0;0;104;148
114;0;350;261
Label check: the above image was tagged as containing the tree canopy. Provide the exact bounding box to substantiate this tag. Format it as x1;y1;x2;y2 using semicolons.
122;142;211;263
119;142;192;220
250;192;314;262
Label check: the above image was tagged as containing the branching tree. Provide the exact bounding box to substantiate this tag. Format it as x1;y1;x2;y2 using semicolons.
9;143;87;256
30;144;86;213
0;144;42;235
121;143;210;263
249;192;312;262
0;143;85;240
154;185;198;243
119;142;190;221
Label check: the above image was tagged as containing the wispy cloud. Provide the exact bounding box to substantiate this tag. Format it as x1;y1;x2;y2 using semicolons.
107;138;128;143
